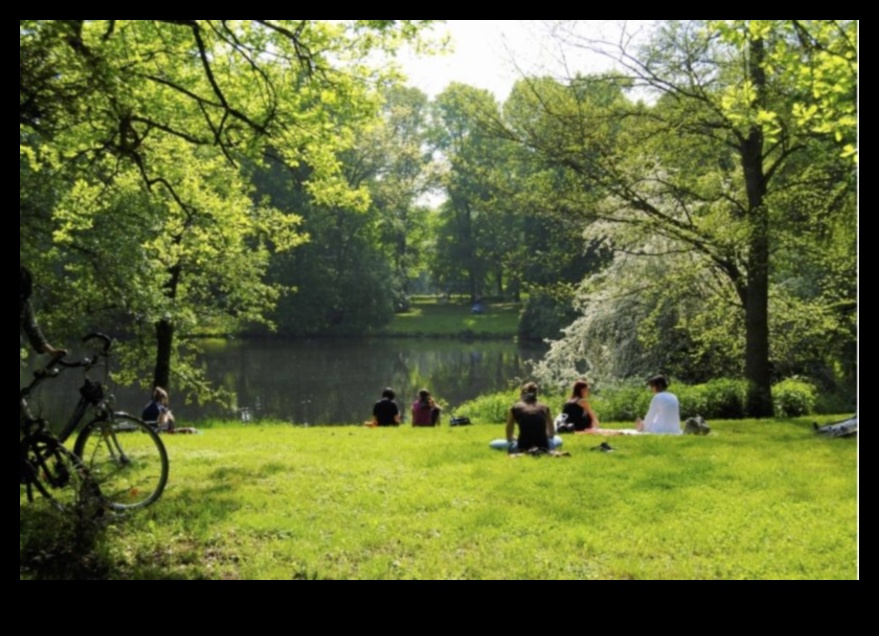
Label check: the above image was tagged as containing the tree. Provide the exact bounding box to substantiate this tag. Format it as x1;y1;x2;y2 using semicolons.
20;20;435;393
505;20;857;416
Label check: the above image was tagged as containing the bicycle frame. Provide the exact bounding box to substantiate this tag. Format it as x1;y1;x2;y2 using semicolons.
19;333;114;443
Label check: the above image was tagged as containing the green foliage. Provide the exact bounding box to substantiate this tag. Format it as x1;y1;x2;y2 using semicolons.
20;20;436;397
708;20;858;161
589;386;653;423
65;421;857;579
455;390;522;424
772;378;818;418
459;377;833;423
518;291;580;340
514;22;856;409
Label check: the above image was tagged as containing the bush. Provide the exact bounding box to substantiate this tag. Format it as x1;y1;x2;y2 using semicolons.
687;379;748;420
772;378;818;417
454;391;519;425
590;386;652;422
455;377;826;425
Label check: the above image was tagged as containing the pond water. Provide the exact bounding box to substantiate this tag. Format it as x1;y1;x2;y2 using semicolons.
21;338;548;426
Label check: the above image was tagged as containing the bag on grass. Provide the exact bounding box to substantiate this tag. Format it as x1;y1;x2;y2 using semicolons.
684;416;711;436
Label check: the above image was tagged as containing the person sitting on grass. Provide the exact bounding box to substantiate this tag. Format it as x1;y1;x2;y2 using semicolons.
636;375;682;435
372;387;401;427
490;382;565;455
143;387;176;432
559;379;600;433
412;389;441;427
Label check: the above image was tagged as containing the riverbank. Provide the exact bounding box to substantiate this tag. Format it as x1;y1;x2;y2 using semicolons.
21;416;857;580
383;296;522;339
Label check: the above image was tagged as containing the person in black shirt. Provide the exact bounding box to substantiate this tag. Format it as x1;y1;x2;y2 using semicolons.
372;388;401;427
490;382;563;454
560;379;600;433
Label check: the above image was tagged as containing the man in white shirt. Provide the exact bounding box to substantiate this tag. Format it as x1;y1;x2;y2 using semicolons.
636;375;682;435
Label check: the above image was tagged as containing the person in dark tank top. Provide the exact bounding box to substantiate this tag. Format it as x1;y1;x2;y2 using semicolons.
560;379;600;432
490;382;564;454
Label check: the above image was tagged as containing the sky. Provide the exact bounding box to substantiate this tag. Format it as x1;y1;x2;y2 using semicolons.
395;20;655;102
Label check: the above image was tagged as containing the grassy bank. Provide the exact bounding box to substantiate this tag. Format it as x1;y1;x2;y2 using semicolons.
22;416;858;580
385;296;521;338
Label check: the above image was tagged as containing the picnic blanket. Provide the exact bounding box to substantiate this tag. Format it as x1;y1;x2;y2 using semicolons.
814;417;857;439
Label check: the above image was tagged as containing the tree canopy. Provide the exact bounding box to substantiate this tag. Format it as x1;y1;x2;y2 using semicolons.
20;20;436;393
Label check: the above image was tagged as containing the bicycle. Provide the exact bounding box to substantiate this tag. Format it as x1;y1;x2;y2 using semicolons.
20;334;169;512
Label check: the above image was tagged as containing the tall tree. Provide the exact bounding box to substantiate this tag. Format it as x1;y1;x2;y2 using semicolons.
20;20;435;393
505;20;857;416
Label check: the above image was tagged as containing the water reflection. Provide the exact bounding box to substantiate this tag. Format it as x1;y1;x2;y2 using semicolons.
22;339;547;426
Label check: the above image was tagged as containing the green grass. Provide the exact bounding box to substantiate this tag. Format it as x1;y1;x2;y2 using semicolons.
22;416;858;580
385;296;521;338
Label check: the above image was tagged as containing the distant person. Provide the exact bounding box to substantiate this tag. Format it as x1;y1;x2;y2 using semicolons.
143;387;176;432
412;389;441;427
373;388;401;427
491;382;564;454
559;379;600;433
19;266;66;360
142;387;197;434
636;375;682;435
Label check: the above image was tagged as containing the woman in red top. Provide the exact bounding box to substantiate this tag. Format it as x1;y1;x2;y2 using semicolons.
411;389;441;427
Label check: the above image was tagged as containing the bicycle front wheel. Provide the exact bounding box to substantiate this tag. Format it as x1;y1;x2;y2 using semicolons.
74;414;169;511
21;432;103;514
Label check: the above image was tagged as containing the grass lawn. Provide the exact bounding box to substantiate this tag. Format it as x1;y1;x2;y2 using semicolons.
385;296;521;338
22;416;858;580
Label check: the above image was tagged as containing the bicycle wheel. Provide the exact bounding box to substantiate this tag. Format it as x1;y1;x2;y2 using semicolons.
74;414;169;511
21;433;103;513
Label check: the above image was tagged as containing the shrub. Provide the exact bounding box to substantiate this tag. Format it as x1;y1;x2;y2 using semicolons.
772;378;818;417
455;377;826;425
454;391;519;425
590;385;652;422
692;379;748;420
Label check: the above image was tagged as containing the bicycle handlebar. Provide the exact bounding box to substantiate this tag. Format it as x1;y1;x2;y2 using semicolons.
28;333;114;379
82;332;112;354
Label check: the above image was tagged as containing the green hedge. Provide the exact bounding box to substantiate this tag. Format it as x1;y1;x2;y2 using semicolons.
772;378;818;417
454;378;828;424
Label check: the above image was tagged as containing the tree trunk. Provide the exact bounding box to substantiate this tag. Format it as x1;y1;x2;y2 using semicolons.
153;264;181;391
153;318;174;391
744;226;773;417
741;33;774;418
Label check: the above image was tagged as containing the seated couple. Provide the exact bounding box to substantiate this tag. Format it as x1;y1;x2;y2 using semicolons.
562;375;681;436
371;388;442;427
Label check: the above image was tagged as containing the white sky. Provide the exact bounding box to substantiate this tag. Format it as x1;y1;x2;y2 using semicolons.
395;20;654;102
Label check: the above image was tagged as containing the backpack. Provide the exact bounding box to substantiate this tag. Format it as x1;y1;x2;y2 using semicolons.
684;416;711;436
554;412;575;434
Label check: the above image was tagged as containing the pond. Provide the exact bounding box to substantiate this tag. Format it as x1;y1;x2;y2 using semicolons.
21;338;548;427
